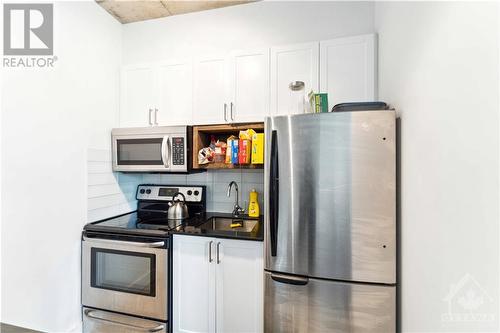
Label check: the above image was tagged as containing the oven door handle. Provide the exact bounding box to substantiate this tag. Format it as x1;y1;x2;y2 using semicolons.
161;135;170;168
84;309;165;332
83;236;165;248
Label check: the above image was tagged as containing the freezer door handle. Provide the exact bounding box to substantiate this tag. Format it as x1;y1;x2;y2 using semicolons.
271;273;309;285
269;130;279;256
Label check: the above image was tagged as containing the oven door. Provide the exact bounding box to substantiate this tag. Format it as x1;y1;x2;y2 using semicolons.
82;235;168;320
112;134;171;172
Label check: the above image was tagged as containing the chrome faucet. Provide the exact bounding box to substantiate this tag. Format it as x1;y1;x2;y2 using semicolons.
227;181;245;217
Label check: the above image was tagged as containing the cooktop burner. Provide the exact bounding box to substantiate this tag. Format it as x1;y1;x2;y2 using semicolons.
84;184;206;238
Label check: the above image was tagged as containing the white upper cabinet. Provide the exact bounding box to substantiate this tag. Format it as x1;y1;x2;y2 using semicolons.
270;42;319;116
320;34;377;111
156;60;193;126
193;56;228;125
227;49;270;123
120;64;155;127
120;34;377;127
120;60;193;127
215;238;263;333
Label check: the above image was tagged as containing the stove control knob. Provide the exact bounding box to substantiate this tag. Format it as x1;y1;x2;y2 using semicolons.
194;190;199;196
139;189;145;194
146;189;151;194
187;190;193;196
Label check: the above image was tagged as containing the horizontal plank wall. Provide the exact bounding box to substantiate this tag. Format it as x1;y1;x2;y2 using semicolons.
87;148;143;222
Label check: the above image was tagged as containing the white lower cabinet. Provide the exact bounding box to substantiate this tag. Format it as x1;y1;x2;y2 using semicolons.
215;238;264;333
173;235;215;333
173;235;263;333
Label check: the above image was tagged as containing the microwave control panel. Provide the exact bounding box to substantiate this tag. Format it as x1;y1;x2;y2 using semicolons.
172;137;185;165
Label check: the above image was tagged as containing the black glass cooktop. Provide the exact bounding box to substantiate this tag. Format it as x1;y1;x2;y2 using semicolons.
84;211;203;237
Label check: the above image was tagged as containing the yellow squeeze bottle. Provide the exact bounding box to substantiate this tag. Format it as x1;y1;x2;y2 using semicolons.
248;189;260;217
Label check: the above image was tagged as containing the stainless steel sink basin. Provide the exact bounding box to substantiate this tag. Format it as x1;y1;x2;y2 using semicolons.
200;217;259;233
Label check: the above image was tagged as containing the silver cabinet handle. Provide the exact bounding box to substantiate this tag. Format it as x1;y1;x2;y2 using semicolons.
161;135;170;168
208;241;213;263
230;102;234;121
216;242;221;264
84;309;165;332
224;103;228;122
83;236;165;248
154;108;159;125
148;108;153;126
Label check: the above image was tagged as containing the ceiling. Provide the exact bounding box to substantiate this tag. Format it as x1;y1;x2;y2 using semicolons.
96;0;255;24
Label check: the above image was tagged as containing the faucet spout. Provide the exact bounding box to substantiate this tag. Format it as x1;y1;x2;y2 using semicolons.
227;181;238;198
227;181;244;217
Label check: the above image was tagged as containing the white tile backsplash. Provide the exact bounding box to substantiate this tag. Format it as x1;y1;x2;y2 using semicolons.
87;148;264;220
160;174;188;184
212;169;242;184
241;169;266;184
142;174;161;184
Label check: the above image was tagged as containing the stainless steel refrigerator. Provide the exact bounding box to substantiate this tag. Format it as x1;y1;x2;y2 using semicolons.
264;111;396;332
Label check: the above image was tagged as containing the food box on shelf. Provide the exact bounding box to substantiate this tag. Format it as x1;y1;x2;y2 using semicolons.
238;139;251;164
231;139;239;164
251;133;264;164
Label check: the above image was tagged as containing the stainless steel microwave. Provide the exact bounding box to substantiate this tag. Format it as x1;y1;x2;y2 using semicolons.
112;126;192;172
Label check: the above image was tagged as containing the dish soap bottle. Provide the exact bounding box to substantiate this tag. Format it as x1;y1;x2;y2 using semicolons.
248;189;260;217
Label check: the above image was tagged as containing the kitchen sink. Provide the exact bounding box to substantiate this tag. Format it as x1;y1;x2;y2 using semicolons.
200;217;259;233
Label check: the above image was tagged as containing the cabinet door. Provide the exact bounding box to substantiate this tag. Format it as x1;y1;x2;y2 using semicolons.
173;235;216;333
320;34;377;111
156;60;193;126
270;42;319;116
120;64;155;127
193;56;228;125
215;239;263;333
228;49;270;123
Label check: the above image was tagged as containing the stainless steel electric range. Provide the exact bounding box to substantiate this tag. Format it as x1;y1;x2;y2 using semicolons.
81;184;206;333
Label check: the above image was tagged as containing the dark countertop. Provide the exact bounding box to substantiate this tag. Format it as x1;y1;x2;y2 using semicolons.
171;212;264;241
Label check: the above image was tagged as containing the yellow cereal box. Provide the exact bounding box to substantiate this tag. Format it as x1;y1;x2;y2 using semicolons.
251;133;264;164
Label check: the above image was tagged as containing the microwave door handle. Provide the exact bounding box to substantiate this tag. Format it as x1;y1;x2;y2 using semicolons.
161;135;170;168
84;309;165;332
82;236;165;248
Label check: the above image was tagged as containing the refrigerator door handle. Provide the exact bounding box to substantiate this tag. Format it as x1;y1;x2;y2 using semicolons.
271;273;309;286
269;130;279;256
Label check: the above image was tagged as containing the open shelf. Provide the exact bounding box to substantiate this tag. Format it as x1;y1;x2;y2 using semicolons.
192;122;264;170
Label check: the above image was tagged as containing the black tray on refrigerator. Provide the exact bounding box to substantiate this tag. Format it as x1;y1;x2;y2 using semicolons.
331;102;389;112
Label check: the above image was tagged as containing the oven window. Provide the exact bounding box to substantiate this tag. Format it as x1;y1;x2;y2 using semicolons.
91;248;156;297
117;139;163;165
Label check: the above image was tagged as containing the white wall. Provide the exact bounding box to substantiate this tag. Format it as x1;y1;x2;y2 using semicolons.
122;1;374;64
1;2;121;332
375;2;499;332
